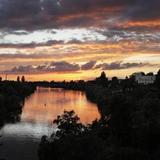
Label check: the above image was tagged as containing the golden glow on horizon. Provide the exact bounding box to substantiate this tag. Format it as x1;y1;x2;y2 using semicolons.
0;66;159;82
0;40;159;81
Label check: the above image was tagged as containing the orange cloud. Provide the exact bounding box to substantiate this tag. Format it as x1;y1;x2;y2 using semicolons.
122;19;160;29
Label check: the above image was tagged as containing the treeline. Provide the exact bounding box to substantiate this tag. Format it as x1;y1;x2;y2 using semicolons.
0;81;36;127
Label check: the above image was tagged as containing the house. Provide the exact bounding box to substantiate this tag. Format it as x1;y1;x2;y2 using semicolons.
132;72;156;85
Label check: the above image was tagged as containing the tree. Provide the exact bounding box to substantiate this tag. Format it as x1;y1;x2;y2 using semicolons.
110;77;119;88
155;69;160;88
17;76;20;82
146;72;153;76
53;110;85;139
100;71;107;79
38;111;109;160
21;76;25;83
96;71;108;87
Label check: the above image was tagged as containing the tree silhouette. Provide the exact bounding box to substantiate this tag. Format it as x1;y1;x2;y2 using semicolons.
17;76;20;82
96;71;108;87
21;76;25;83
38;111;108;160
155;69;160;88
53;110;85;139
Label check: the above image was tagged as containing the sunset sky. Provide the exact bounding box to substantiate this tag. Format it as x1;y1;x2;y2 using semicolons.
0;0;160;81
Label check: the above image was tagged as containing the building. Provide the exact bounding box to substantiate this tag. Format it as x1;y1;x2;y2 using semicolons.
132;72;156;85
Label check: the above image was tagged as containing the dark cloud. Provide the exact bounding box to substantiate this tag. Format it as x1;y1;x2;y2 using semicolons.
0;40;64;48
81;61;97;70
124;0;160;21
0;0;159;30
9;65;35;73
0;0;41;29
4;61;80;73
49;61;80;72
95;61;155;70
3;60;157;74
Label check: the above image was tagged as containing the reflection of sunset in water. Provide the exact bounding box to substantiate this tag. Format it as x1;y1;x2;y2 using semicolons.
22;87;100;124
0;88;100;160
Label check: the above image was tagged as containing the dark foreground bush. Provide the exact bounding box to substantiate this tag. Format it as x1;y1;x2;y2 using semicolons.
38;95;160;160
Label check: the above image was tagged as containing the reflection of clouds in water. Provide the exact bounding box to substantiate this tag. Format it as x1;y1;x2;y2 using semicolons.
37;87;63;93
22;87;100;124
35;98;71;106
1;122;55;140
50;98;70;105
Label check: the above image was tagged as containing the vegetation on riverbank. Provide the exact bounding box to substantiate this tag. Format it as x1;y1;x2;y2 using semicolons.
38;70;160;160
38;89;160;160
0;81;36;127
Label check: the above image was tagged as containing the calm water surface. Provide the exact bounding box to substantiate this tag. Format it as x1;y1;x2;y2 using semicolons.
0;87;100;160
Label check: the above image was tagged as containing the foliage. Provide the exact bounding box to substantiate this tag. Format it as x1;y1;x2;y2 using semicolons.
0;81;36;127
52;110;86;138
38;80;160;160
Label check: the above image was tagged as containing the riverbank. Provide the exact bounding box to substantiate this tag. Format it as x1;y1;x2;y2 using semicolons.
0;81;36;128
38;84;160;160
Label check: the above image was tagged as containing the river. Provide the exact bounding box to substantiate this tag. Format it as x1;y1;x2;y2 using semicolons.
0;87;100;160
